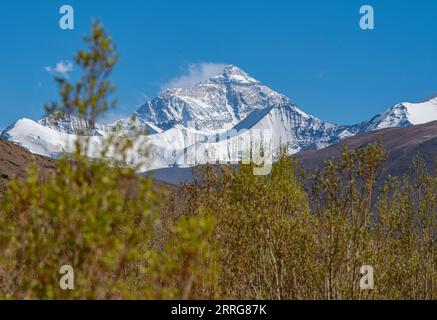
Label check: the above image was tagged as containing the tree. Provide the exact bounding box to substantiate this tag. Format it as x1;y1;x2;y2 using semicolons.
0;21;217;300
173;151;315;299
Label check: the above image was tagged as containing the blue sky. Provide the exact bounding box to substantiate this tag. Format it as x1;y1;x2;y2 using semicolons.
1;0;437;129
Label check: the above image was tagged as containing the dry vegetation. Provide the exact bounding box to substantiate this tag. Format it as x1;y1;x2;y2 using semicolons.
163;145;436;300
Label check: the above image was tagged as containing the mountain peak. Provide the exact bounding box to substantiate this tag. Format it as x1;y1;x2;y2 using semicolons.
136;64;288;133
358;97;437;132
222;64;248;76
211;64;259;85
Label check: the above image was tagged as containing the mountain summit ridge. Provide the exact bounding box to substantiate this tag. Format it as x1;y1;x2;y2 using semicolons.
135;64;291;133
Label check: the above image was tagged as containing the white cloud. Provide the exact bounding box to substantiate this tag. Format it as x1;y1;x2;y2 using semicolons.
45;60;74;77
162;62;227;91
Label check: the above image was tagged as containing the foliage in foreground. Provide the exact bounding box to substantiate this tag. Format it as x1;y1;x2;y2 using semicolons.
171;145;436;300
0;21;217;299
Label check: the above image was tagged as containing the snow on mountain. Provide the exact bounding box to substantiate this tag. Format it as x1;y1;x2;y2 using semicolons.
231;103;354;152
111;116;162;135
2;64;437;177
37;114;110;135
0;118;168;171
0;119;210;171
131;65;357;168
136;65;290;133
172;103;355;170
1;118;77;158
358;97;437;132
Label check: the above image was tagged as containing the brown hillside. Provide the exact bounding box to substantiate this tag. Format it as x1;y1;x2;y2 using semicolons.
297;120;437;179
0;140;173;195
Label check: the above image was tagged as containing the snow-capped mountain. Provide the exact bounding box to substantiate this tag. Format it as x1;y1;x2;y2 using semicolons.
2;64;437;176
131;64;357;162
357;97;437;132
231;103;354;152
170;103;354;170
136;65;290;133
0;118;163;171
1;118;78;158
